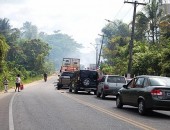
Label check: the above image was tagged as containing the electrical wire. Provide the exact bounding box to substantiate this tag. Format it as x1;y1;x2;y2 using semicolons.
112;3;125;20
121;5;134;22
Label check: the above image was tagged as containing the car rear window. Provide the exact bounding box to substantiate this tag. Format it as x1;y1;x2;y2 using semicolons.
61;72;74;78
149;77;170;86
107;76;126;83
80;70;98;79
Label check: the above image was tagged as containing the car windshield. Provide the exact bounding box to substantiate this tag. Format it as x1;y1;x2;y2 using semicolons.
149;77;170;86
107;76;126;83
80;71;98;79
61;72;74;78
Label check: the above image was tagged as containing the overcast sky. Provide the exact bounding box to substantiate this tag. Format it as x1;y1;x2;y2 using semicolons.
0;0;147;50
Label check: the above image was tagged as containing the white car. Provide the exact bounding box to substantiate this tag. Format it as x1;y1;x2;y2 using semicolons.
97;75;126;99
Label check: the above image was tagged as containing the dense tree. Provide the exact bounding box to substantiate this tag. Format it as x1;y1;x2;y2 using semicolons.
40;32;83;69
21;39;50;73
102;20;130;38
0;35;9;73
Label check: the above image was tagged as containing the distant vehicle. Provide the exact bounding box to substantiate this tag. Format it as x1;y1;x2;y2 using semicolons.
60;58;80;73
57;71;74;90
69;70;99;94
116;75;170;115
97;75;126;99
89;64;96;70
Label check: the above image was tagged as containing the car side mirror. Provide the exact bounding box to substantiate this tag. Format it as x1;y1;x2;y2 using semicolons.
123;84;128;89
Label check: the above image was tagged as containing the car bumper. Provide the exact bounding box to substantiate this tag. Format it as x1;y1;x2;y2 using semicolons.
146;99;170;110
103;89;116;96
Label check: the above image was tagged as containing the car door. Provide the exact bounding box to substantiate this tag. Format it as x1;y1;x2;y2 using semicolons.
121;78;136;104
128;77;145;106
97;76;106;93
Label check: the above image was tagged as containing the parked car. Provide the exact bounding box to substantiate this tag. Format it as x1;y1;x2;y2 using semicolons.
97;75;126;99
116;75;170;115
57;71;74;90
69;70;99;94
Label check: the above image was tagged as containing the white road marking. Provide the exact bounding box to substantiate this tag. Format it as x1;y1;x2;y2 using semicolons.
9;93;16;130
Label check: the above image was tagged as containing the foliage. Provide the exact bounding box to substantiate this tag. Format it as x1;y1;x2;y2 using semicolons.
135;0;163;43
39;32;83;69
20;21;38;40
0;18;82;91
0;35;9;73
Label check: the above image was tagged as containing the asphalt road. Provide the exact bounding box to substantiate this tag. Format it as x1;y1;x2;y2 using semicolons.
0;74;170;130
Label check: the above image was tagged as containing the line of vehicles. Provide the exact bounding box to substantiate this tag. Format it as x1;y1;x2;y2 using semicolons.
57;58;170;116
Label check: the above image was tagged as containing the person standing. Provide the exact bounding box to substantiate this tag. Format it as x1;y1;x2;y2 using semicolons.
15;74;21;92
3;77;9;93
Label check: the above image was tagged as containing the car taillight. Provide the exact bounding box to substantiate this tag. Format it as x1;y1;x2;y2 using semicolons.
151;89;163;96
104;85;109;90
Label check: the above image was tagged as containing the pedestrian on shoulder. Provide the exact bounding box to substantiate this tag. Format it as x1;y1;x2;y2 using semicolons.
15;74;21;92
3;76;9;93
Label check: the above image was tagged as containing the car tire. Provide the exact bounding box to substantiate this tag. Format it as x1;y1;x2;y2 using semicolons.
138;100;147;115
69;87;72;92
116;95;123;108
101;90;105;99
72;83;78;94
96;90;101;97
74;87;78;94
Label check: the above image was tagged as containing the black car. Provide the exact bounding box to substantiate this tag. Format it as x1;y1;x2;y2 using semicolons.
69;70;99;94
116;75;170;115
57;71;74;90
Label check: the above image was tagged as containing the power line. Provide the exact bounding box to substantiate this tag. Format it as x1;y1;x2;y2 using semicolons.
112;3;125;20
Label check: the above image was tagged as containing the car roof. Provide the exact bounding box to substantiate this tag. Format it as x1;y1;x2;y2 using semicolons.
136;75;169;78
103;75;125;77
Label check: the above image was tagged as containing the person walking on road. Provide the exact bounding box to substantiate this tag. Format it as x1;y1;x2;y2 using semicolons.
15;74;21;92
3;76;9;93
43;73;48;82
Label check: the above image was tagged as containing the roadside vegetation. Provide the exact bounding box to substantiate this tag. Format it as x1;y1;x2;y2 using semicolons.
100;0;170;77
0;20;82;91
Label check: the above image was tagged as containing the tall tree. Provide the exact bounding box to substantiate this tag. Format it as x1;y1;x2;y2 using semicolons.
21;21;38;40
0;35;9;73
136;0;163;43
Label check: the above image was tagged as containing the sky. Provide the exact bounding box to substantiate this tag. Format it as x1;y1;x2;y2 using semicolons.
0;0;147;65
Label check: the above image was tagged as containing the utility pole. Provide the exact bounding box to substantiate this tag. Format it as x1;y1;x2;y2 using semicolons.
124;0;146;78
90;43;99;70
98;34;105;68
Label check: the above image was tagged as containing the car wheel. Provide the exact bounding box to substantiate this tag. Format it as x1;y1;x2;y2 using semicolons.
69;87;72;92
57;84;61;90
96;90;101;97
116;95;123;108
72;83;78;94
101;90;105;99
74;87;78;94
138;100;147;115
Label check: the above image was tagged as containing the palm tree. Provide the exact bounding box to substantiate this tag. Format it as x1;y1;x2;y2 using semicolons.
135;0;163;43
0;18;11;37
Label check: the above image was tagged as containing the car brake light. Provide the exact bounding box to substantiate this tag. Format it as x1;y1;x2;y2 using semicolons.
151;89;163;96
104;85;109;90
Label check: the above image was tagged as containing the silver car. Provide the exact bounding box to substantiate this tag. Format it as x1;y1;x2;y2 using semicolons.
97;75;126;99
